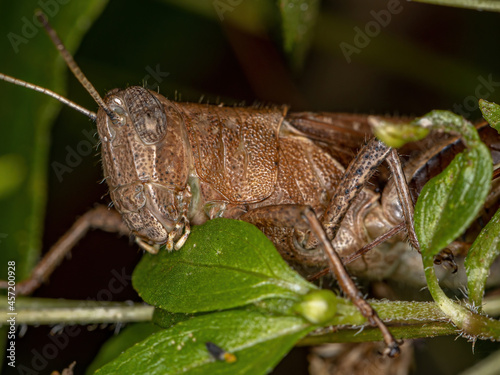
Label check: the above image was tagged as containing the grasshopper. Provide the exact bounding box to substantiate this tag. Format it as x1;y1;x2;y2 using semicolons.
2;11;499;360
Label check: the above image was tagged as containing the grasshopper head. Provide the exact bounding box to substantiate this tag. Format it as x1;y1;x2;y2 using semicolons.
96;86;193;250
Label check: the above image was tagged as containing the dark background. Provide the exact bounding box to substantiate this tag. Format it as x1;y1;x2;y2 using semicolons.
4;0;500;373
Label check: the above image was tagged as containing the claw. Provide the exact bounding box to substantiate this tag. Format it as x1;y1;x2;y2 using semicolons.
135;237;160;254
434;248;458;274
175;217;191;250
382;341;401;358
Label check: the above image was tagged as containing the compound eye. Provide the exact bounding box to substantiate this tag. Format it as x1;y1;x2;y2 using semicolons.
124;86;167;145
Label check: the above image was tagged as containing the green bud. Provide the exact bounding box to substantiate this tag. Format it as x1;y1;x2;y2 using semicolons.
294;289;338;324
369;117;429;148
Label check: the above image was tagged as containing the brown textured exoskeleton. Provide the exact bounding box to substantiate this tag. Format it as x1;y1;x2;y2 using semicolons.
3;12;500;357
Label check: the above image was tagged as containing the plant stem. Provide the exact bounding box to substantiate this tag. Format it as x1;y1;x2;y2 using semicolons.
3;293;500;343
1;297;154;324
298;322;458;346
423;259;500;340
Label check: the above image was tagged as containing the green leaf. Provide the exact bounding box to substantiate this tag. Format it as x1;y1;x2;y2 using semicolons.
0;1;109;280
413;110;482;147
465;208;500;310
151;298;300;329
133;218;313;313
480;99;500;132
95;309;314;375
415;143;492;258
86;323;162;375
279;0;319;69
411;0;500;12
152;308;198;328
410;112;493;259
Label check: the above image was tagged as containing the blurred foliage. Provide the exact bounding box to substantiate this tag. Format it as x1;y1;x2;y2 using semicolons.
413;0;500;12
0;0;109;280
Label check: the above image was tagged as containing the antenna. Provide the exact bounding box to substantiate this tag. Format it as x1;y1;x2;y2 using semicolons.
35;11;121;124
0;73;97;120
0;11;120;125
